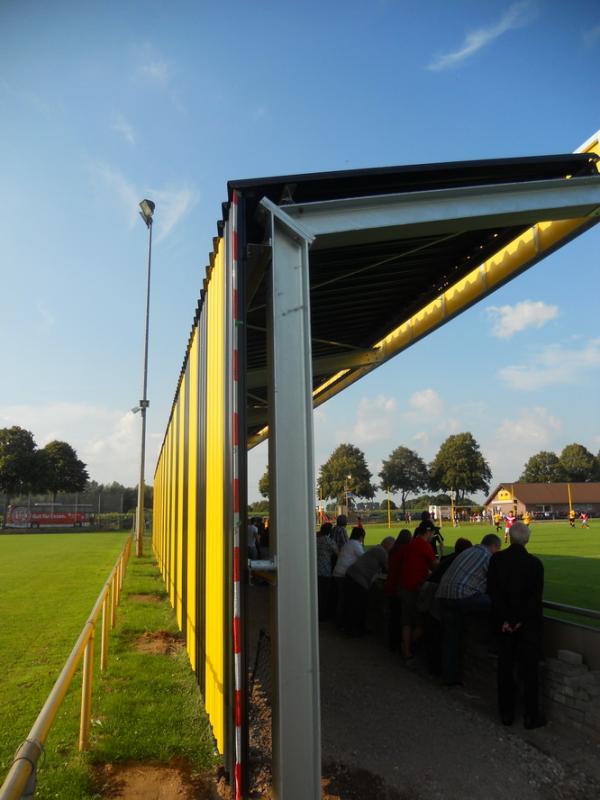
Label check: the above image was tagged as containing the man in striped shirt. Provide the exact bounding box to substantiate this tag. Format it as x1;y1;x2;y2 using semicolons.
436;533;501;685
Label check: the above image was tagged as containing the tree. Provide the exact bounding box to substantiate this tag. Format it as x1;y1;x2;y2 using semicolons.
428;432;491;501
318;443;376;504
40;440;89;505
559;443;596;482
379;446;429;513
519;451;566;483
0;427;38;526
258;467;269;499
379;498;397;510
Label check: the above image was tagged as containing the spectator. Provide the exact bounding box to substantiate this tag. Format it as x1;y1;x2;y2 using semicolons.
247;518;259;560
436;533;501;686
414;510;444;556
384;529;412;652
343;537;395;636
253;517;265;558
316;522;338;621
428;537;473;586
421;537;472;675
487;522;545;728
333;527;365;624
331;514;349;550
397;523;439;665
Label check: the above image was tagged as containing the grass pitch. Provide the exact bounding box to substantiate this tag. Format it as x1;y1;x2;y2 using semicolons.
0;533;215;798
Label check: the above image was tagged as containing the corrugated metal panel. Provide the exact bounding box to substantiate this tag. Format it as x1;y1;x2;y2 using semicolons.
204;237;226;754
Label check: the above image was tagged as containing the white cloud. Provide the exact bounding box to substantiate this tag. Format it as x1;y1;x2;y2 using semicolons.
90;162;139;225
150;187;197;243
0;403;161;485
499;338;600;390
112;113;136;145
583;24;600;47
339;395;397;444
408;388;443;416
89;161;196;241
486;299;559;339
427;1;535;71
140;59;170;88
486;406;561;481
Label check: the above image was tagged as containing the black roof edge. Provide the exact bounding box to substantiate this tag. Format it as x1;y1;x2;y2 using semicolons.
227;152;598;197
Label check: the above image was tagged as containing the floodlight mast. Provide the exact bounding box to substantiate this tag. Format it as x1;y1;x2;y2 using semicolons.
136;198;154;557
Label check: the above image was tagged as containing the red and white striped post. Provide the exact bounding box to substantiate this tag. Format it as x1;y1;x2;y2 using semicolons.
230;191;243;799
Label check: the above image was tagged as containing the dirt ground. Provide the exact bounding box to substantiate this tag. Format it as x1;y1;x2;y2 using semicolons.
93;763;219;800
128;593;163;603
132;630;183;655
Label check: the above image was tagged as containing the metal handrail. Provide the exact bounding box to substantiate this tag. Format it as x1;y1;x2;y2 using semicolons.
543;600;600;622
0;535;132;800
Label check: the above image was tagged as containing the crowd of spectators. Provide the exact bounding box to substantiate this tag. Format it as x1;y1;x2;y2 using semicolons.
315;512;546;729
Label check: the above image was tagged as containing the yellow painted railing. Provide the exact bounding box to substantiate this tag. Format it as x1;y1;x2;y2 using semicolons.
0;535;132;800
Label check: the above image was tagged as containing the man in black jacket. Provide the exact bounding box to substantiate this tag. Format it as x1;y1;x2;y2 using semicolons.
487;521;546;729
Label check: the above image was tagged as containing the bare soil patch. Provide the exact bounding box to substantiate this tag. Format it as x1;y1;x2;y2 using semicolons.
94;762;218;799
128;593;163;603
133;630;183;655
322;762;412;800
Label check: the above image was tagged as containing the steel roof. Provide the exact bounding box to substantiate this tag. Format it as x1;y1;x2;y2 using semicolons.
229;153;599;441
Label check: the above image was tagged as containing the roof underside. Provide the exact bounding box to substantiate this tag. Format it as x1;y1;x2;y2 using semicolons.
228;154;599;441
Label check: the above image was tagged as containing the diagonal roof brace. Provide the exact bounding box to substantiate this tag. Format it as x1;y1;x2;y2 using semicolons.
281;176;600;249
246;348;382;390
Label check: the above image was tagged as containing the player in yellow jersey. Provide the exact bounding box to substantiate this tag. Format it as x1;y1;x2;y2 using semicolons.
569;508;576;528
523;510;531;526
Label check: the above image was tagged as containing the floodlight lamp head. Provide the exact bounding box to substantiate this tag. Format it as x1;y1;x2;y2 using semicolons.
131;406;141;414
139;199;155;227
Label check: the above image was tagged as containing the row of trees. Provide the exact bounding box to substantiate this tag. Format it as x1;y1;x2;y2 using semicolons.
259;432;490;512
0;426;88;523
259;434;600;511
520;444;600;483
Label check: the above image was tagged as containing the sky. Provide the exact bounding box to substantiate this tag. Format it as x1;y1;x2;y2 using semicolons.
1;0;599;504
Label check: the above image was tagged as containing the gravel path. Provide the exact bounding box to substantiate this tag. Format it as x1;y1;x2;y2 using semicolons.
320;621;600;800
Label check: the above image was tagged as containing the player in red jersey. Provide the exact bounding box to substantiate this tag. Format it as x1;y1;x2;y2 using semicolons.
504;511;516;544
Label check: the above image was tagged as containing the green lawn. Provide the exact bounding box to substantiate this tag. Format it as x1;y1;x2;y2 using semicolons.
0;532;215;798
362;519;600;617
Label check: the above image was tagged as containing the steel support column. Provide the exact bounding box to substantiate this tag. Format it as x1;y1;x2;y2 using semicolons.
264;199;321;800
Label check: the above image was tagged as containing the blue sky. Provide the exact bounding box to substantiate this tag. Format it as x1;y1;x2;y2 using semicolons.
1;0;598;501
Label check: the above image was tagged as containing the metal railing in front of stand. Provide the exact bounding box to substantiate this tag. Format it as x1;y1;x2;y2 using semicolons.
0;535;132;800
543;600;600;622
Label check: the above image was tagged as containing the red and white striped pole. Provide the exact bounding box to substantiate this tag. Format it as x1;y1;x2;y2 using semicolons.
230;191;243;799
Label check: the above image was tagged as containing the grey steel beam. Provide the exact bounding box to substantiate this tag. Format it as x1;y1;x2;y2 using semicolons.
263;198;321;800
282;176;600;249
247;348;380;389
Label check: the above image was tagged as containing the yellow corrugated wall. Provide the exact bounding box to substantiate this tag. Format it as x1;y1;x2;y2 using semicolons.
186;329;199;671
204;239;226;753
152;236;227;755
177;390;185;629
169;419;177;606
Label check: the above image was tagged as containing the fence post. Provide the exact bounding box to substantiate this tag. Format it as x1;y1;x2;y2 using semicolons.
111;576;117;628
100;595;109;672
79;629;95;751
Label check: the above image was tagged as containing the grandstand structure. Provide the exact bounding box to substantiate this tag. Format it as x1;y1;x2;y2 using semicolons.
152;131;600;799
